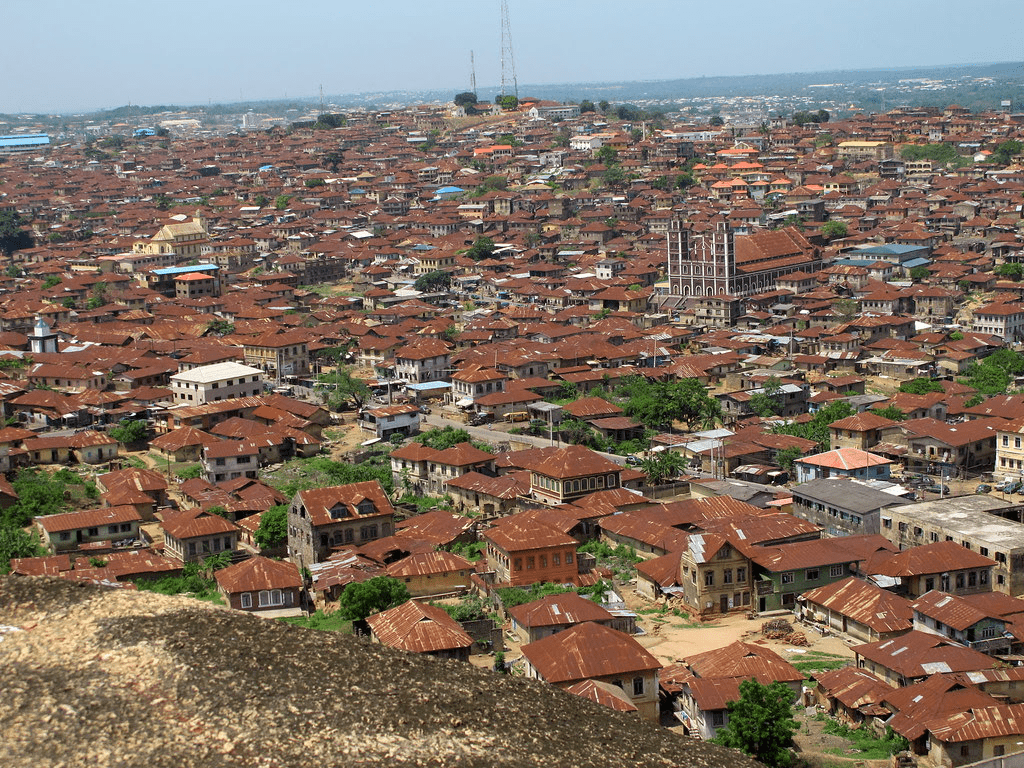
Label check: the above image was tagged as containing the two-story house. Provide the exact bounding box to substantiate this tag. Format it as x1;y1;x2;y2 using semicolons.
911;591;1011;656
483;515;580;587
287;480;395;566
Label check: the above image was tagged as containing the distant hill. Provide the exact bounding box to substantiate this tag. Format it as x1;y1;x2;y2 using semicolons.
0;576;763;768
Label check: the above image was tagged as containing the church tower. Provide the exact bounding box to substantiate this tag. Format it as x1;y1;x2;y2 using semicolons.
29;316;58;354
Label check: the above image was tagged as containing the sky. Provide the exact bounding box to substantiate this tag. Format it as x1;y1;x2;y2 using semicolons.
5;0;1024;114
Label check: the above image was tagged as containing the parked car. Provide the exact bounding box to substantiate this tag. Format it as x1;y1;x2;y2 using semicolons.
419;405;431;414
976;483;992;494
922;484;950;495
1007;480;1022;495
625;455;643;466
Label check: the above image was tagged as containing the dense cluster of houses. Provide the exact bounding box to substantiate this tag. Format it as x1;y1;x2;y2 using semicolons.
4;97;1024;763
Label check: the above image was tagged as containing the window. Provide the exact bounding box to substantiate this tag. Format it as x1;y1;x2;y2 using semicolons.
717;545;732;560
632;677;644;696
566;552;573;564
711;712;725;728
723;569;733;584
526;556;535;570
704;570;715;587
240;593;252;609
925;577;934;591
552;553;560;566
781;572;794;584
830;564;844;578
980;570;989;585
805;569;820;581
539;555;547;569
59;531;70;541
736;567;746;583
88;527;98;537
513;558;522;571
956;573;965;589
188;542;196;556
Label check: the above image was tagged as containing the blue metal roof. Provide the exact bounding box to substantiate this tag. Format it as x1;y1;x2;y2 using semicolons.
153;263;219;276
0;134;49;148
903;257;932;268
435;186;464;194
405;381;451;391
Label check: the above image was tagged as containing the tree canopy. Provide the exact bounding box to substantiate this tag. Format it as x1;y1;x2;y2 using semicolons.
961;349;1024;395
618;376;720;432
640;450;685;484
253;504;288;549
748;377;784;418
316;367;370;410
820;221;847;241
0;526;45;573
771;400;854;451
0;210;33;255
711;678;798;767
413;270;451;293
109;419;147;445
465;236;496;261
338;576;410;622
899;378;944;395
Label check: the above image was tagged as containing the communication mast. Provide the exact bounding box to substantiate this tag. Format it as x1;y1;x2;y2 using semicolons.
499;0;518;102
470;50;477;99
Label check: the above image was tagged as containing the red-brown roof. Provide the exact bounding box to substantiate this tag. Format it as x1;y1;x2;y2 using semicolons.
215;555;301;593
520;622;661;684
365;599;473;653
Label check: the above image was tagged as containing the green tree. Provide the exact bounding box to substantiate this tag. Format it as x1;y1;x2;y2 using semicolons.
949;331;964;341
775;446;803;473
274;195;291;210
207;318;235;335
820;221;847;241
497;94;518;111
595;145;619;165
748;377;784;418
870;405;906;422
0;526;45;573
42;275;61;290
316;366;370;411
453;92;478;111
252;194;269;208
0;210;33;255
833;298;859;321
253;504;288;549
465;236;495;261
598;100;610;113
578;100;595;113
711;678;797;768
771;400;854;451
909;265;931;282
413;270;451;292
3;468;70;528
995;263;1024;280
640;450;685;484
900;378;944;395
990;140;1023;166
338;576;410;622
109;419;147;445
964;393;985;408
560;418;603;449
618;376;720;432
304;178;326;188
414;426;485;451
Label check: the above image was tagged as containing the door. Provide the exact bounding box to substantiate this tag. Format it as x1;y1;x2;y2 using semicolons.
721;595;729;613
759;597;767;612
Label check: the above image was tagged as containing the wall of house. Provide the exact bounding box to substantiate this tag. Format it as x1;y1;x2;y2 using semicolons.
44;520;140;553
759;563;849;613
680;545;752;616
287;510;393;565
400;569;471;598
487;543;578;587
225;586;300;611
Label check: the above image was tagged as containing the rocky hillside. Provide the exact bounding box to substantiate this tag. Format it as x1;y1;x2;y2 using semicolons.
0;577;761;768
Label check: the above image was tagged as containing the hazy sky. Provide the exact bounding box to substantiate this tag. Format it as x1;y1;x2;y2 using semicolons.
6;0;1023;114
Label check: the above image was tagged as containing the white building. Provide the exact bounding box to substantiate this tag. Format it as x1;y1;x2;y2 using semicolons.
170;362;264;405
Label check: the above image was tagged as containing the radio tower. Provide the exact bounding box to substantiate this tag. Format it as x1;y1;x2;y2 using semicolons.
470;50;477;99
499;0;518;102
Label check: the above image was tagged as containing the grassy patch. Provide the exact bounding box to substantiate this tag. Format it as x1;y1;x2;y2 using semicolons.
280;610;352;633
821;720;909;760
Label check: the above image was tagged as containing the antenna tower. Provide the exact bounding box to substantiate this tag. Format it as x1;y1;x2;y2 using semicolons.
499;0;518;101
470;51;477;98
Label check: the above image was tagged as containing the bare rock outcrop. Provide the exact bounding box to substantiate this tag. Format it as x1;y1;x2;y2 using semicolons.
0;576;761;768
